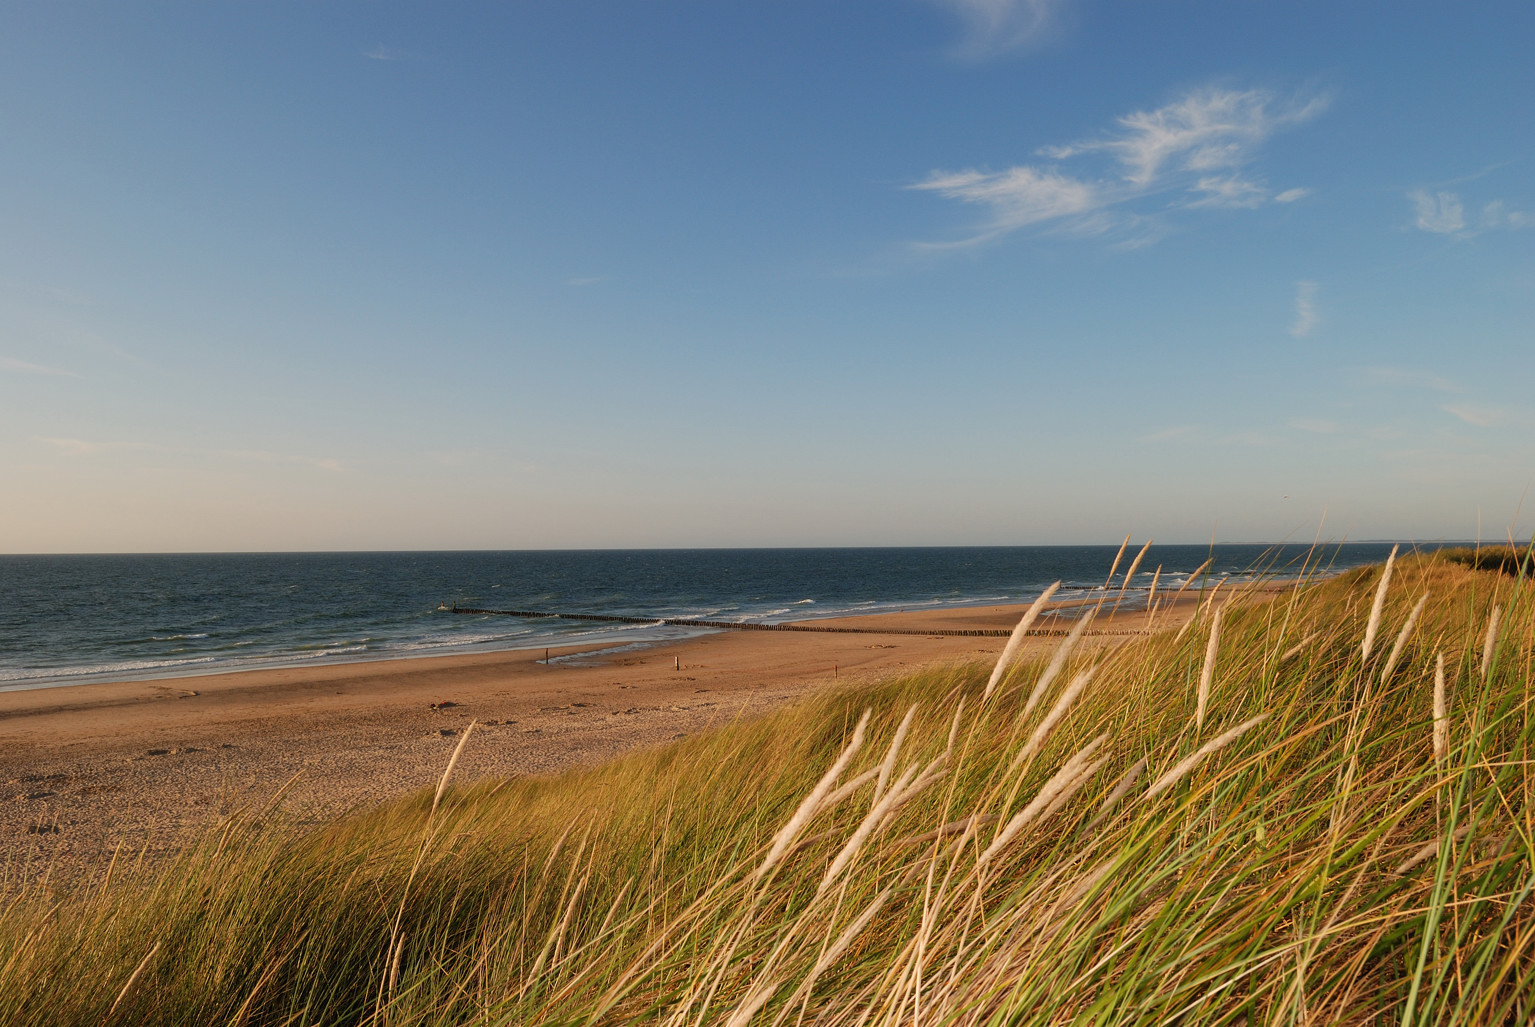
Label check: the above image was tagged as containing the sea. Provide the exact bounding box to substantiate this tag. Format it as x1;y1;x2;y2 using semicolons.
0;544;1421;691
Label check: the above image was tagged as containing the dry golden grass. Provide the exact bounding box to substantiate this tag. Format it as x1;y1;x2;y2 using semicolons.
3;545;1533;1026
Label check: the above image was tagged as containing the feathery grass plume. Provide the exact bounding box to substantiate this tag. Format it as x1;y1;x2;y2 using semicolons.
1394;826;1472;876
818;761;934;895
775;887;897;1024
387;931;406;996
1433;652;1448;763
1141;713;1269;803
896;813;999;848
945;698;965;760
983;582;1061;701
820;756;945;895
107;940;160;1017
1145;564;1162;619
1121;538;1152;592
1106;535;1131;587
1085;756;1148;831
1019;611;1094;720
1195;604;1223;733
1112;540;1153;615
818;767;880;815
755;710;870;882
1037;756;1107;822
432;720;477;816
1481;604;1502;678
980;734;1107;866
874;705;918;802
1360;543;1399;662
1199;579;1225;620
1379;592;1429;685
1092;535;1132;615
724;979;781;1027
1171;557;1214;605
810;886;892;978
1280;631;1318;662
1011;666;1096;773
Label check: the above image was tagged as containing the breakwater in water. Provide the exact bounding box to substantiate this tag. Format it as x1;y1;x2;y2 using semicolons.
448;605;1141;637
1;544;1418;688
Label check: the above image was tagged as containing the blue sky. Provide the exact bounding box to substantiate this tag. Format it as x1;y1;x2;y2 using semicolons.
2;1;1531;551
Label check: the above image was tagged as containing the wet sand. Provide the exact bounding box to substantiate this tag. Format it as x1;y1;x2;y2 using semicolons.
1;594;1216;882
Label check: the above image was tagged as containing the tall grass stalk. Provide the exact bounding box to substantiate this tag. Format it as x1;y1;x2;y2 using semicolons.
1361;543;1399;662
5;549;1534;1026
1195;603;1222;733
982;581;1061;701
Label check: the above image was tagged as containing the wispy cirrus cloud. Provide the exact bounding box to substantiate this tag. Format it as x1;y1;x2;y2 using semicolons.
1410;190;1466;234
1409;189;1531;236
1290;280;1319;337
2;355;77;376
911;86;1327;248
931;0;1067;58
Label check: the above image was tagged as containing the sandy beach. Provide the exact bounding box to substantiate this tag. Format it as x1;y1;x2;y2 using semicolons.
1;595;1214;882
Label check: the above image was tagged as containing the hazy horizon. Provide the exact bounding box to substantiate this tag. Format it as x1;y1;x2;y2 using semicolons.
2;2;1531;553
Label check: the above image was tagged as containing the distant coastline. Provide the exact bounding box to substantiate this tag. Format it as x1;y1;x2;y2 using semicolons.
0;543;1429;691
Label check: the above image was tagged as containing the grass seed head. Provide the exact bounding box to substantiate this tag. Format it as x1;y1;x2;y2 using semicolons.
1020;611;1094;720
1433;651;1448;763
1481;604;1502;678
1196;604;1223;733
984;582;1061;700
1360;543;1399;662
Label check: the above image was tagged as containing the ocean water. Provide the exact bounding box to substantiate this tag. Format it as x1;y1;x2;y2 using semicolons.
0;544;1414;690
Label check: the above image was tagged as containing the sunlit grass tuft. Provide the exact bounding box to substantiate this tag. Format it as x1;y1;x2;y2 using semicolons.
3;544;1534;1025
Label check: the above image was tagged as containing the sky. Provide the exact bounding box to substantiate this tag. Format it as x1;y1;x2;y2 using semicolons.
1;0;1532;552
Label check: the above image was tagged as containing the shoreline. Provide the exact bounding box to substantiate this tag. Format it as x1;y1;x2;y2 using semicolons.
0;586;1229;695
1;590;1243;881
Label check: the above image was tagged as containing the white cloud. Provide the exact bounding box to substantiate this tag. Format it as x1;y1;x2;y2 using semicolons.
1049;88;1324;186
933;0;1065;57
1189;176;1268;209
1410;190;1466;234
1273;187;1311;203
1290;280;1318;337
1;355;77;376
1481;200;1534;230
910;166;1101;243
365;44;409;61
913;86;1325;247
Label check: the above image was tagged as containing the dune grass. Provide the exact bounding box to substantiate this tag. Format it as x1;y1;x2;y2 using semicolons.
3;546;1534;1025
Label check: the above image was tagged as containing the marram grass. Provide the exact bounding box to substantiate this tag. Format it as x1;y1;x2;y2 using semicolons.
3;549;1535;1026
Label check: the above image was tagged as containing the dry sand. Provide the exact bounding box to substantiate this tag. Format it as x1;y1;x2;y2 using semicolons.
1;594;1214;881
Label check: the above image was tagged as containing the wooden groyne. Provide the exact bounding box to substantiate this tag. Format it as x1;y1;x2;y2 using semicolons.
447;605;1146;638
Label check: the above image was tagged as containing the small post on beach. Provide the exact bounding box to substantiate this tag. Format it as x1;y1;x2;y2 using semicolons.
834;663;838;678
544;648;549;664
